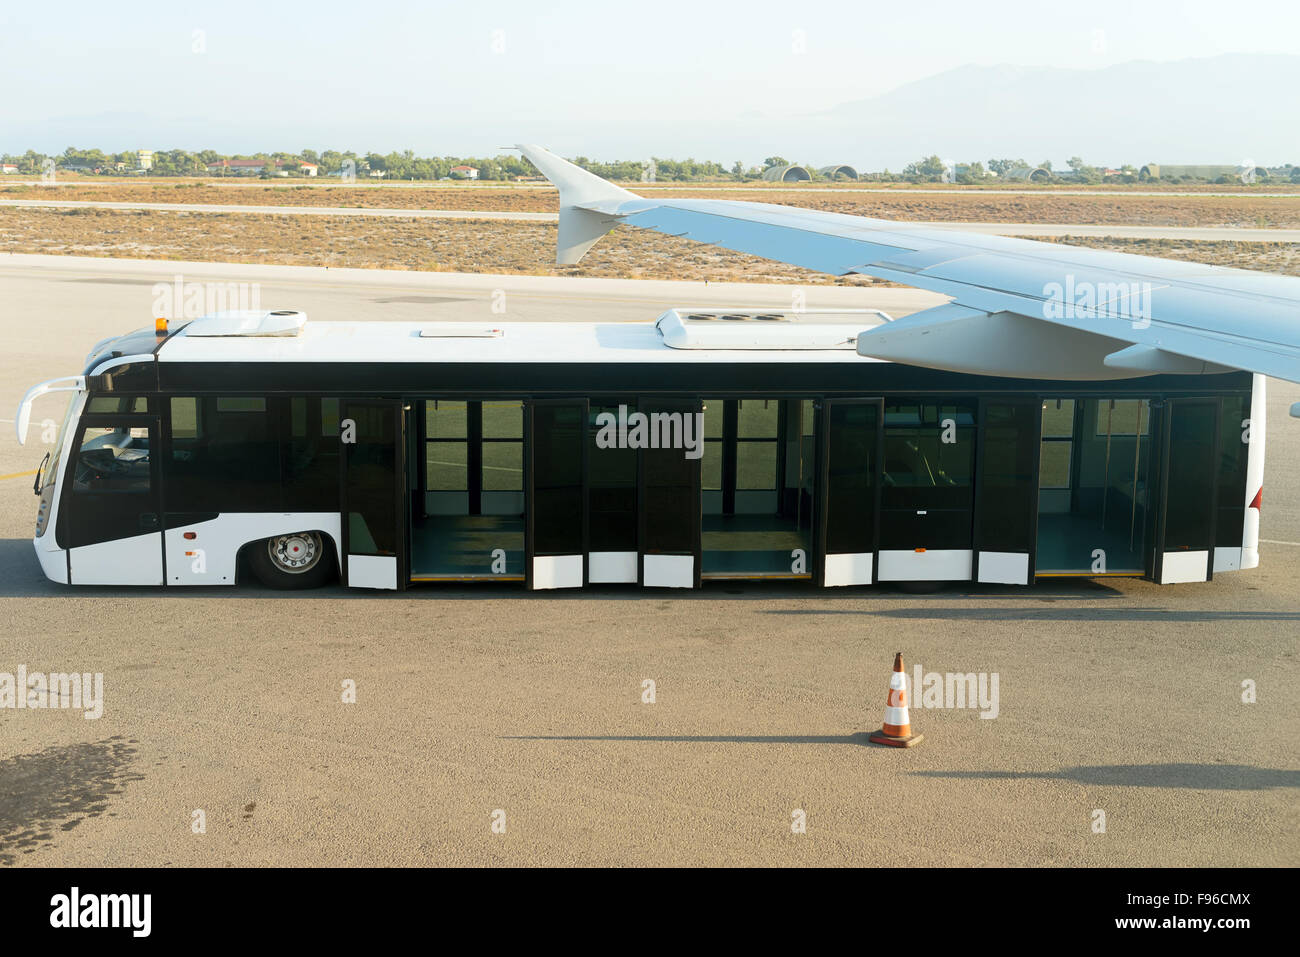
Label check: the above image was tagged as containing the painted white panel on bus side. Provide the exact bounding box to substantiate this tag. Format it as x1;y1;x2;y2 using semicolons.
877;549;973;582
824;552;873;586
589;551;638;584
977;552;1029;585
34;534;68;584
532;555;583;589
69;533;162;585
348;555;397;590
164;513;342;586
643;554;694;588
1160;550;1209;584
1213;547;1242;573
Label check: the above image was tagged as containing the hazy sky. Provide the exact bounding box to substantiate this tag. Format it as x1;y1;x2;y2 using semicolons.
4;0;1299;164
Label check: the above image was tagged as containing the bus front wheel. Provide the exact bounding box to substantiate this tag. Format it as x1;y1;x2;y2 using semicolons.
249;531;335;589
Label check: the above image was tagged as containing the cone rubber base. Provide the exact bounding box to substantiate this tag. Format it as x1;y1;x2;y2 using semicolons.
867;729;924;748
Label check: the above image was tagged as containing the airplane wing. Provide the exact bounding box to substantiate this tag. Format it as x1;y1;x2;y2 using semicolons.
516;144;1300;385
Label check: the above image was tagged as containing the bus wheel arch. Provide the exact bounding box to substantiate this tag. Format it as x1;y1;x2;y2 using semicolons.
246;530;338;589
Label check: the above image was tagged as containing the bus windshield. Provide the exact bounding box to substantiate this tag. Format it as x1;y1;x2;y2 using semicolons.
40;393;79;492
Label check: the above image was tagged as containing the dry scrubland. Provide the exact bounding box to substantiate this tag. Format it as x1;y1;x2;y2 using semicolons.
5;180;1300;227
0;207;881;285
2;206;1299;281
1037;235;1300;274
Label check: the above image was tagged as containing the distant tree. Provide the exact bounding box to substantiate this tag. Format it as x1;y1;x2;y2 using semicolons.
902;155;948;182
1066;156;1102;184
987;158;1028;177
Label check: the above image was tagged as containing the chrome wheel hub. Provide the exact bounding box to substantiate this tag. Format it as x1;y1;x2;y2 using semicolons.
268;532;321;573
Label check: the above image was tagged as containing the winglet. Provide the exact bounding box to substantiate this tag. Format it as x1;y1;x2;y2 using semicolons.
516;144;637;265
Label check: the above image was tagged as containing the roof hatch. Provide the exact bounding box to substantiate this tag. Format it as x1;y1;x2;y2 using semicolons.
184;310;307;338
655;308;891;350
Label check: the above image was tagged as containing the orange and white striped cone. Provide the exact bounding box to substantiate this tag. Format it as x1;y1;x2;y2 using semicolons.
868;652;923;748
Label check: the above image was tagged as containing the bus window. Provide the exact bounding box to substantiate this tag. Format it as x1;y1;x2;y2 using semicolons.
589;399;637;553
166;396;279;510
824;399;879;557
283;397;341;511
880;400;975;551
425;400;469;510
481;400;523;507
1216;395;1250;551
974;400;1039;559
73;425;151;494
1038;399;1076;491
86;396;149;414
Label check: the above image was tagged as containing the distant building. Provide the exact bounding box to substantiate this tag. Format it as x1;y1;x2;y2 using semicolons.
298;162;318;177
761;163;811;182
450;165;479;180
137;149;154;171
1;164;19;174
206;159;273;175
1140;163;1268;181
817;164;858;181
1002;165;1052;183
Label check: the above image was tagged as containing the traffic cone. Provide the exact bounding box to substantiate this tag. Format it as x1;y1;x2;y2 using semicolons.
868;652;923;748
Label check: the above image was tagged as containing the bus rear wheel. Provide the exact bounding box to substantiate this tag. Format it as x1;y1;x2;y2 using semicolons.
249;531;335;589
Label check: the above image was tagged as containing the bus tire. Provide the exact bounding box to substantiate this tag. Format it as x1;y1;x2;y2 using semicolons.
248;531;335;589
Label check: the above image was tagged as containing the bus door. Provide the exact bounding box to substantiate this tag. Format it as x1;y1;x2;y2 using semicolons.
877;399;977;582
341;399;405;589
63;413;163;585
816;398;883;586
1155;398;1220;584
972;398;1041;584
526;399;588;589
638;397;702;588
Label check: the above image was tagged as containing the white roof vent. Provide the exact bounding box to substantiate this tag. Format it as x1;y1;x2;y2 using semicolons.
185;310;307;338
656;308;891;350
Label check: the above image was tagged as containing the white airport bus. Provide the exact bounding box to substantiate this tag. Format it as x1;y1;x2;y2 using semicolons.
17;308;1264;590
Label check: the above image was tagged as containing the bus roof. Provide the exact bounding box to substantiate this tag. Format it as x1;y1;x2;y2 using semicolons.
158;310;894;366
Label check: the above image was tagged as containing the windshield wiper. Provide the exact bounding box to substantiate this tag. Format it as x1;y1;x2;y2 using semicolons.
32;451;49;496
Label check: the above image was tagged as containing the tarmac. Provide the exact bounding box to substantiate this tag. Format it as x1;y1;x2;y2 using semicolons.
1;255;1296;866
